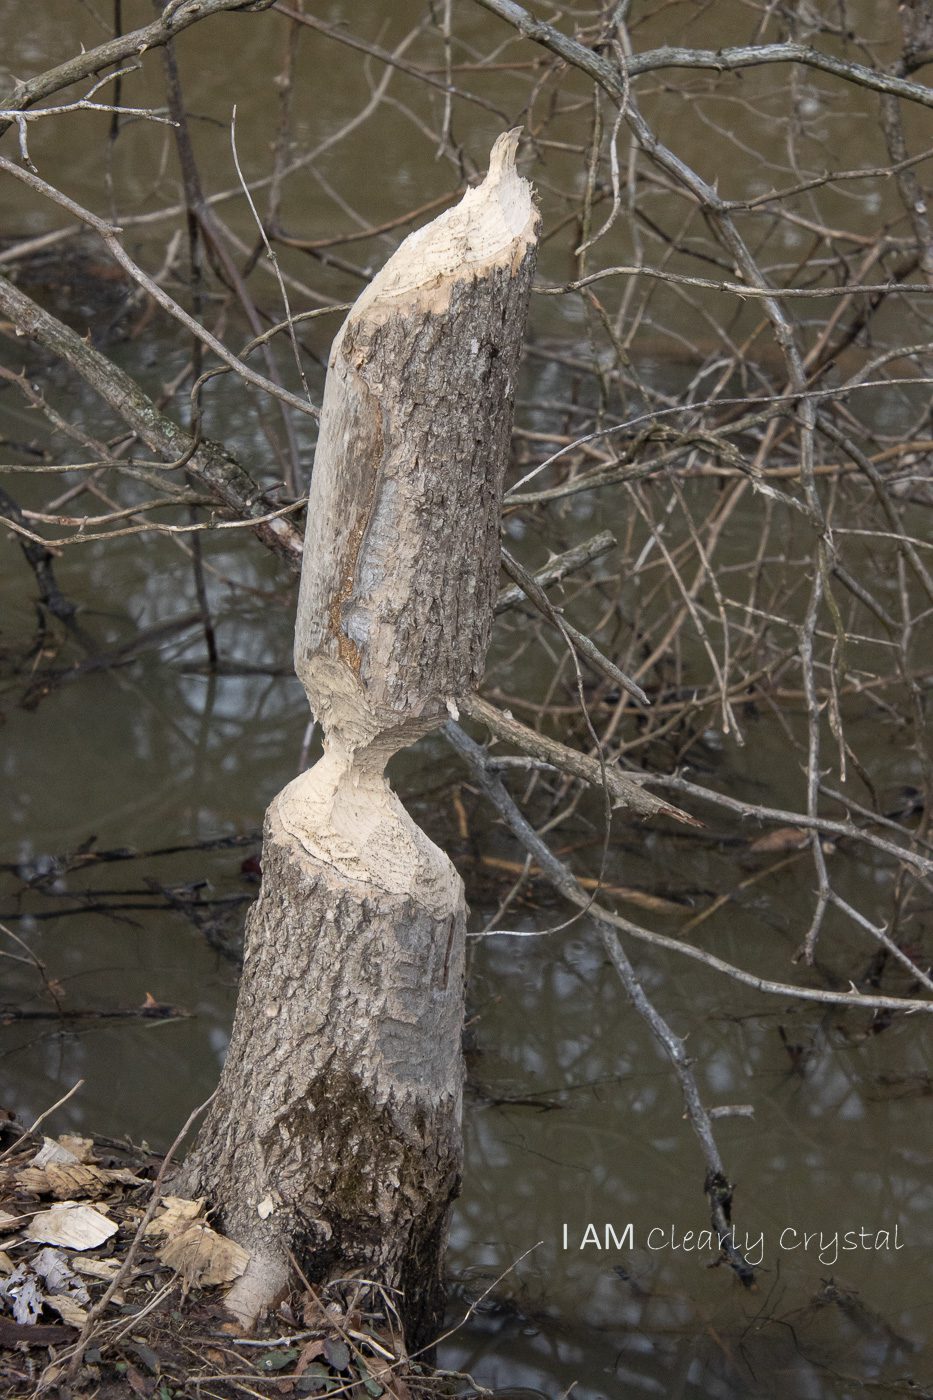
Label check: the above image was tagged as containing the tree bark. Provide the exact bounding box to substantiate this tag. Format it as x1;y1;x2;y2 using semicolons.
178;130;538;1343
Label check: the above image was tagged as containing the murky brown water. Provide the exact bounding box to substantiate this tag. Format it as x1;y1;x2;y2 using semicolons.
2;2;932;1395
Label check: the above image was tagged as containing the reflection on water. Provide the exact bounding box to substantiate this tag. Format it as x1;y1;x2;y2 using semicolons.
2;0;932;1395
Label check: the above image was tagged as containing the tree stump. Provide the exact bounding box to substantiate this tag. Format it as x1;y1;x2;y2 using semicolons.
178;130;539;1342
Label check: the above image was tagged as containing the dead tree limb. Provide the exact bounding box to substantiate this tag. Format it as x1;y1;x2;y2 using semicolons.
0;482;76;623
459;693;700;824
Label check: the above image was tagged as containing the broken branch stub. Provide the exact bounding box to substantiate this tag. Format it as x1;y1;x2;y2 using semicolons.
179;131;538;1342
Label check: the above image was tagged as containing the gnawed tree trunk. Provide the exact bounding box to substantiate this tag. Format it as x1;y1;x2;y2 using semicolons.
178;131;538;1343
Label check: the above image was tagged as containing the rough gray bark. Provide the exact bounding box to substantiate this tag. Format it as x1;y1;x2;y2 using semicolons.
178;131;539;1342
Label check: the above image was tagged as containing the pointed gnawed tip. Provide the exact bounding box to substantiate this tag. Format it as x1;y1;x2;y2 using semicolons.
486;127;523;185
340;124;535;328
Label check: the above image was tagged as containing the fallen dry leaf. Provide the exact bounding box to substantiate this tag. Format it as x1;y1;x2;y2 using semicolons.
124;1362;151;1397
747;826;809;854
26;1202;118;1250
16;1167;52;1194
2;1266;42;1324
101;1167;148;1187
144;1196;204;1238
57;1135;95;1163
46;1295;90;1326
294;1338;325;1375
366;1355;411;1400
156;1221;249;1287
45;1162;107;1200
33;1137;80;1169
32;1246;90;1301
71;1256;121;1281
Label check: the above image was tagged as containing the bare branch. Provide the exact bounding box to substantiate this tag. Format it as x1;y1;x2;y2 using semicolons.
0;155;320;422
0;271;304;567
473;0;933;109
0;0;275;134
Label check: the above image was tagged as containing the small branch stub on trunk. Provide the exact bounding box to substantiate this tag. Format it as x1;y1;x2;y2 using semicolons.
178;130;539;1343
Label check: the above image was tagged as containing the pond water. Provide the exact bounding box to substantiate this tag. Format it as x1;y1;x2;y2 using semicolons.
1;2;932;1396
